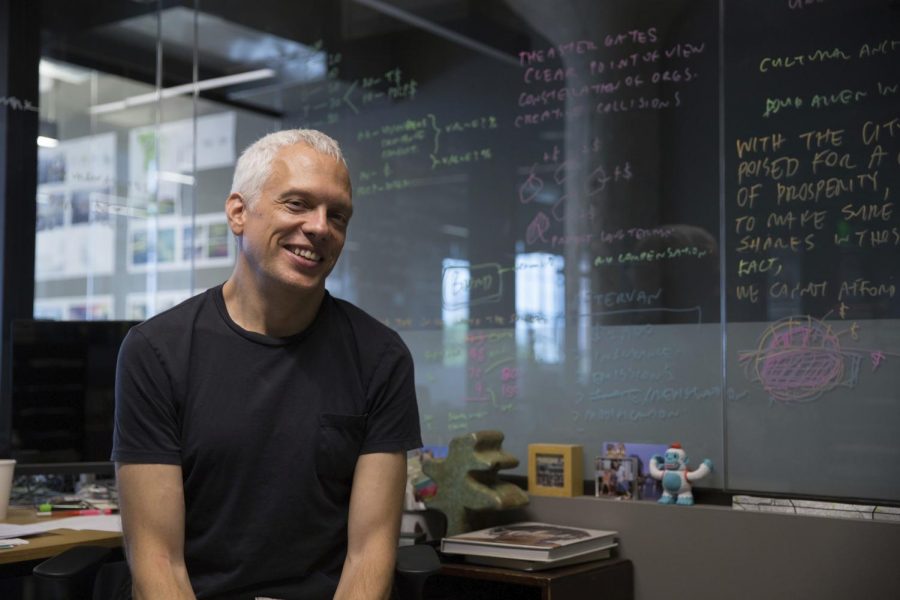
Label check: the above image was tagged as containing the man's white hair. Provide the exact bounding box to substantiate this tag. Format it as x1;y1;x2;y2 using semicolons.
230;129;348;205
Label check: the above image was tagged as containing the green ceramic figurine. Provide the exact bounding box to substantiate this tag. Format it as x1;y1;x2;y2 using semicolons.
422;430;529;536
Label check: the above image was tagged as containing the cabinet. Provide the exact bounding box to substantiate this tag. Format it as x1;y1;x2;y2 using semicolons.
424;557;634;600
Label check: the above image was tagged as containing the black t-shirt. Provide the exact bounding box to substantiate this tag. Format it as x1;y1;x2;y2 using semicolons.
112;285;422;599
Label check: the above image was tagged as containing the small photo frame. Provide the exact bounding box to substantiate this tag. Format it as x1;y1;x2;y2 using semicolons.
602;441;667;501
595;456;638;500
528;443;583;497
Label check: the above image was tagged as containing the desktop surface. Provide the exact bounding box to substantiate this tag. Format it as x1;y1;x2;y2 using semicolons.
0;507;122;566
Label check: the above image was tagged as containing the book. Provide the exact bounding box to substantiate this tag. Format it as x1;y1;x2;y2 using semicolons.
440;521;618;562
464;543;616;571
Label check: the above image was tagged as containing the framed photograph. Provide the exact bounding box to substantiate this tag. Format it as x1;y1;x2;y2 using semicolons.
594;455;638;500
528;443;583;497
602;441;667;500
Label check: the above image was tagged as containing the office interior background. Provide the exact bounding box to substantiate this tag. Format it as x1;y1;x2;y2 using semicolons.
1;1;899;598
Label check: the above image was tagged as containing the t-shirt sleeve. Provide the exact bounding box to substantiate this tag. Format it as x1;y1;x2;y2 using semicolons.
110;328;182;464
361;334;423;454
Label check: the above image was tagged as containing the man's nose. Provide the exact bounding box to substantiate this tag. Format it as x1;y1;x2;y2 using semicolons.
303;206;329;238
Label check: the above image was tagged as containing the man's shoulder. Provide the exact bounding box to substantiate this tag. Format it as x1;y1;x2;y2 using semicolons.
329;295;406;348
131;287;215;341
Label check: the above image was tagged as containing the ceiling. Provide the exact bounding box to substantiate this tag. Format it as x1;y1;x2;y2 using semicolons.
37;0;530;132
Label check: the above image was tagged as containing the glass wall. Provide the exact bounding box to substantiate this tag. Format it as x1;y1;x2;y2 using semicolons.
31;1;726;485
36;4;283;319
28;1;898;502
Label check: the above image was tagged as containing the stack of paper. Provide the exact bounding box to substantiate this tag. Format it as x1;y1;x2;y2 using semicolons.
0;515;122;540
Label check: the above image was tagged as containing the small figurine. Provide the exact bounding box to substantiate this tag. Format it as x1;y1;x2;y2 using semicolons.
648;443;712;505
423;430;528;536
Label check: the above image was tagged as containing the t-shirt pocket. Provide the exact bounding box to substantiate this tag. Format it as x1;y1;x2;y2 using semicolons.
316;413;367;486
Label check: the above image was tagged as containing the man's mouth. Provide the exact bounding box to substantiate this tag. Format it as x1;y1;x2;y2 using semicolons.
286;246;322;262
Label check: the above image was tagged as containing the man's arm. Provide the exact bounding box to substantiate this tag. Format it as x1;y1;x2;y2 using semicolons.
334;451;407;600
116;463;196;600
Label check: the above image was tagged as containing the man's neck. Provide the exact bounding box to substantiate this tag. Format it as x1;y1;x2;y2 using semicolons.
222;274;324;338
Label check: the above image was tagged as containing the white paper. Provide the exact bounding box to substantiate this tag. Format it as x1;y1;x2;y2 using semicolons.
0;515;122;539
0;522;59;539
55;515;123;532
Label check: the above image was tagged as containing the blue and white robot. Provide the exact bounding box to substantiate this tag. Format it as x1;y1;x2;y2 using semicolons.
649;443;712;505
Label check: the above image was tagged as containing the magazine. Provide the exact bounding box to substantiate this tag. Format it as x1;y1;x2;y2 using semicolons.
440;521;618;561
464;543;616;571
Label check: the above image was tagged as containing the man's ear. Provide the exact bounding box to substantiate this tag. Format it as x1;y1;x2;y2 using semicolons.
225;192;247;236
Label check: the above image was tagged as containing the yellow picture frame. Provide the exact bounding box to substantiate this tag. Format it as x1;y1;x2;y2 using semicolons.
527;443;583;497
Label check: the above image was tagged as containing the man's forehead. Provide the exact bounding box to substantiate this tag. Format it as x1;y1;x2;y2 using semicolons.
267;144;351;192
272;143;337;170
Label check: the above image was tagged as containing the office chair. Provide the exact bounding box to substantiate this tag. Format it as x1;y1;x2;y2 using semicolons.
33;542;441;600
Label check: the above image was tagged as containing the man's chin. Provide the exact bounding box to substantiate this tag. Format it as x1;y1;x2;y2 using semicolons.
286;271;332;294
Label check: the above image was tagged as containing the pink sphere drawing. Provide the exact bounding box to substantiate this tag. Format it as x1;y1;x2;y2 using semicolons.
750;317;846;403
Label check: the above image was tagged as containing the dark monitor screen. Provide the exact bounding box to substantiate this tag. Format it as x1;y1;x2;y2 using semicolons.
10;320;138;475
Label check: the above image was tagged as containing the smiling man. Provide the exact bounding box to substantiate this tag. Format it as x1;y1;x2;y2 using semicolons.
112;130;422;599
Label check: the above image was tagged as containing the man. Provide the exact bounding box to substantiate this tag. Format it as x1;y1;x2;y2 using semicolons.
112;129;422;599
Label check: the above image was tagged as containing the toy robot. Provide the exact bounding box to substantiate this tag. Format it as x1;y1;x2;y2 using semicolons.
649;443;712;505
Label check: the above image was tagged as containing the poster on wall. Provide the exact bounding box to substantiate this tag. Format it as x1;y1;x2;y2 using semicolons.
35;133;118;282
35;223;116;281
127;213;235;272
34;295;113;321
128;111;236;203
126;290;193;320
36;131;116;188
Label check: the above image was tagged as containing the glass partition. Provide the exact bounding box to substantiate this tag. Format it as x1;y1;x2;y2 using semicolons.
28;0;899;502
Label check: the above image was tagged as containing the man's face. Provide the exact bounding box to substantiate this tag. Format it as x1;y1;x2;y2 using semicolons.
230;143;353;296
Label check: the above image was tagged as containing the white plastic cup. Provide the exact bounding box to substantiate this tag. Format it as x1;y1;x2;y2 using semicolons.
0;459;16;520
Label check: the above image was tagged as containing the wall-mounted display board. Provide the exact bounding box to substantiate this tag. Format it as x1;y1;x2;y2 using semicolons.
722;0;899;500
271;0;896;502
31;0;896;502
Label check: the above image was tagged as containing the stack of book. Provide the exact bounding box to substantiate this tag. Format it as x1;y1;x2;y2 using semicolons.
440;521;617;571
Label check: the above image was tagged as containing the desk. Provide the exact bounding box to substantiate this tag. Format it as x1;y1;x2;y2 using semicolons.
0;507;122;566
425;557;634;600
